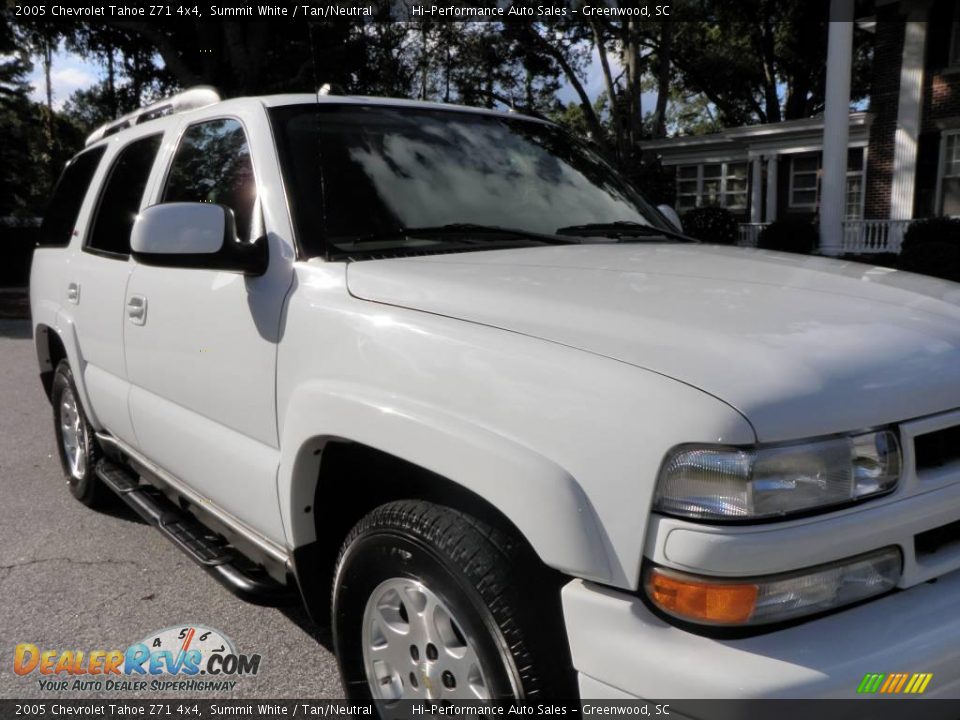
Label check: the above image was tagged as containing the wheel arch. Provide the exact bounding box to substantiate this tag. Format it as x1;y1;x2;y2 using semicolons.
278;383;615;621
34;314;101;428
34;322;67;400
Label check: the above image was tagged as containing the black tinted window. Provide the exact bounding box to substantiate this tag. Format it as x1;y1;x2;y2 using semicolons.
163;119;256;242
87;134;162;256
38;146;106;247
269;105;669;258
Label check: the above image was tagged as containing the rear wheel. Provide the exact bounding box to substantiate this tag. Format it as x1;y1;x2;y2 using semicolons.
332;500;574;702
51;360;106;507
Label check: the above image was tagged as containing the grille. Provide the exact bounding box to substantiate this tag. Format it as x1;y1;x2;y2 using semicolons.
914;424;960;471
916;518;960;559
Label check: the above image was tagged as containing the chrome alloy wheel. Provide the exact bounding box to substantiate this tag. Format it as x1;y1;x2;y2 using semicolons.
59;387;87;481
362;578;491;701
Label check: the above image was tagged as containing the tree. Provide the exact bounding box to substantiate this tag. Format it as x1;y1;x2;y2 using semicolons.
0;15;35;217
668;0;871;126
0;17;85;218
3;4;873;219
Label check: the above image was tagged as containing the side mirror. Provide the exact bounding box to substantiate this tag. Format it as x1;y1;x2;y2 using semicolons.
657;204;684;233
131;202;267;276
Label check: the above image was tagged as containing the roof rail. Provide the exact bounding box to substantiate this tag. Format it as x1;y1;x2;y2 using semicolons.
317;83;344;97
85;86;221;147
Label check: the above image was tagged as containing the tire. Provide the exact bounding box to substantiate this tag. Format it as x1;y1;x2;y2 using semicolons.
51;360;106;508
332;500;575;702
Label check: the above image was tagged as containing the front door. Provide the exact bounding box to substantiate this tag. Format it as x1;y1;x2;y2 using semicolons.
123;113;290;544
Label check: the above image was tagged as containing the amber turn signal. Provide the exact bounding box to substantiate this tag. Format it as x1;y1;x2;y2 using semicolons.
645;568;758;625
644;548;901;627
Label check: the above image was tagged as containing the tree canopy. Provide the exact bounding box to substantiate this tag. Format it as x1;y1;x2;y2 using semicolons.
4;3;873;217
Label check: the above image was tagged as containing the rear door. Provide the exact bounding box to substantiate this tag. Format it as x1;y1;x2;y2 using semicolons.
123;107;291;543
70;132;163;444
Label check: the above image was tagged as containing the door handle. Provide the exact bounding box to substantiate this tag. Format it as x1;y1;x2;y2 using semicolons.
127;295;147;325
66;283;80;304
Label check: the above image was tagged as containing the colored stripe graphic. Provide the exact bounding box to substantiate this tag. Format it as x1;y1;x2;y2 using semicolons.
857;672;932;694
858;674;885;693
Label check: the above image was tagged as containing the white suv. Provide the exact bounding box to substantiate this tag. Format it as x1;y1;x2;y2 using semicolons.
30;87;960;702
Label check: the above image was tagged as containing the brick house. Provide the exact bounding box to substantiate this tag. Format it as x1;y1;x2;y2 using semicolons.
642;0;960;254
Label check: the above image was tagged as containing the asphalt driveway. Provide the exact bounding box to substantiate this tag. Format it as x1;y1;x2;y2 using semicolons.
0;319;343;699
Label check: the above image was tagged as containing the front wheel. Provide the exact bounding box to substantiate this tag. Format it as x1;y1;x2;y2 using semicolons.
332;500;574;702
51;360;106;507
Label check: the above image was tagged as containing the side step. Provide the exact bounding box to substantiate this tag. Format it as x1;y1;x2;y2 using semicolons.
96;459;298;607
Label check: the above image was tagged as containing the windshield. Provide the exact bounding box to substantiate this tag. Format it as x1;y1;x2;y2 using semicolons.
269;104;675;258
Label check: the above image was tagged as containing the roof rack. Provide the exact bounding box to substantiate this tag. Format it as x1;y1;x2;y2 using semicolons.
85;86;221;147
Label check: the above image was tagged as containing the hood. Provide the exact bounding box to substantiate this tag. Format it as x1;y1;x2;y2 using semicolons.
345;244;960;442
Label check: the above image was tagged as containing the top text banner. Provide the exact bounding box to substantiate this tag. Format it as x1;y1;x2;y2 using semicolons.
9;0;863;24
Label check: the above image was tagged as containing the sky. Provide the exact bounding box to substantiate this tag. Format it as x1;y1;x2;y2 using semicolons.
27;48;99;111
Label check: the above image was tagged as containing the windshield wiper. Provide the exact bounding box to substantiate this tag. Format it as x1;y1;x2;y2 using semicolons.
347;223;582;246
555;220;692;243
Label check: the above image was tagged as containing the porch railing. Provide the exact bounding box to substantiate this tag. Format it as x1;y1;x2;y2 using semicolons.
841;219;910;254
737;223;767;247
736;219;911;254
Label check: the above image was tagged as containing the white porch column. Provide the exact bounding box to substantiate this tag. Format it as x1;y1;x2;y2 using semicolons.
889;16;928;219
765;155;778;222
750;157;763;223
819;3;854;256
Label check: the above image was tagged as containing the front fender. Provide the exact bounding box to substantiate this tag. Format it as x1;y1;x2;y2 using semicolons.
278;381;615;583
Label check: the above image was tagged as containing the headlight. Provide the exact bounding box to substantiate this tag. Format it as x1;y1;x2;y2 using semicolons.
654;430;901;521
645;547;902;626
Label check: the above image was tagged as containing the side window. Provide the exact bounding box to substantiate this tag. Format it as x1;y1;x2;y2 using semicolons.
163;119;256;242
38;146;106;247
86;134;163;257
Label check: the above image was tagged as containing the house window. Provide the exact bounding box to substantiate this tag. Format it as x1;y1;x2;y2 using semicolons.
789;154;819;208
676;165;699;211
939;131;960;216
845;148;865;220
675;162;748;211
788;149;864;219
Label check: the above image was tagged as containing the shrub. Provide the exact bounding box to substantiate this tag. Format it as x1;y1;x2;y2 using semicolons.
901;216;960;253
757;219;818;254
680;206;739;245
899;242;960;283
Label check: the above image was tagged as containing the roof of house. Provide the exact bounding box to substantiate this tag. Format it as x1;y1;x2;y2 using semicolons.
643;112;874;164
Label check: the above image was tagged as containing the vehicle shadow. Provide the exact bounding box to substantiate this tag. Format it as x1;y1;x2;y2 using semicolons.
92;487;335;654
94;490;149;524
278;604;335;653
0;319;31;338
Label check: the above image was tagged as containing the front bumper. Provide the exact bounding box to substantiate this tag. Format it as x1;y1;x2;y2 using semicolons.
562;571;960;699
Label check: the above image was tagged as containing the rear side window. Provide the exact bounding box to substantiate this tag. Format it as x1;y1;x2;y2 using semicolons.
86;133;162;257
162;119;256;242
38;146;106;247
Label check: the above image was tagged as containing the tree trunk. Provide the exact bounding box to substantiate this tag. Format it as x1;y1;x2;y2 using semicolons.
591;19;622;161
783;72;811;119
650;21;672;138
132;51;143;106
106;40;116;117
624;20;643;149
419;23;429;101
444;42;451;103
755;20;781;123
42;38;54;149
520;24;607;149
